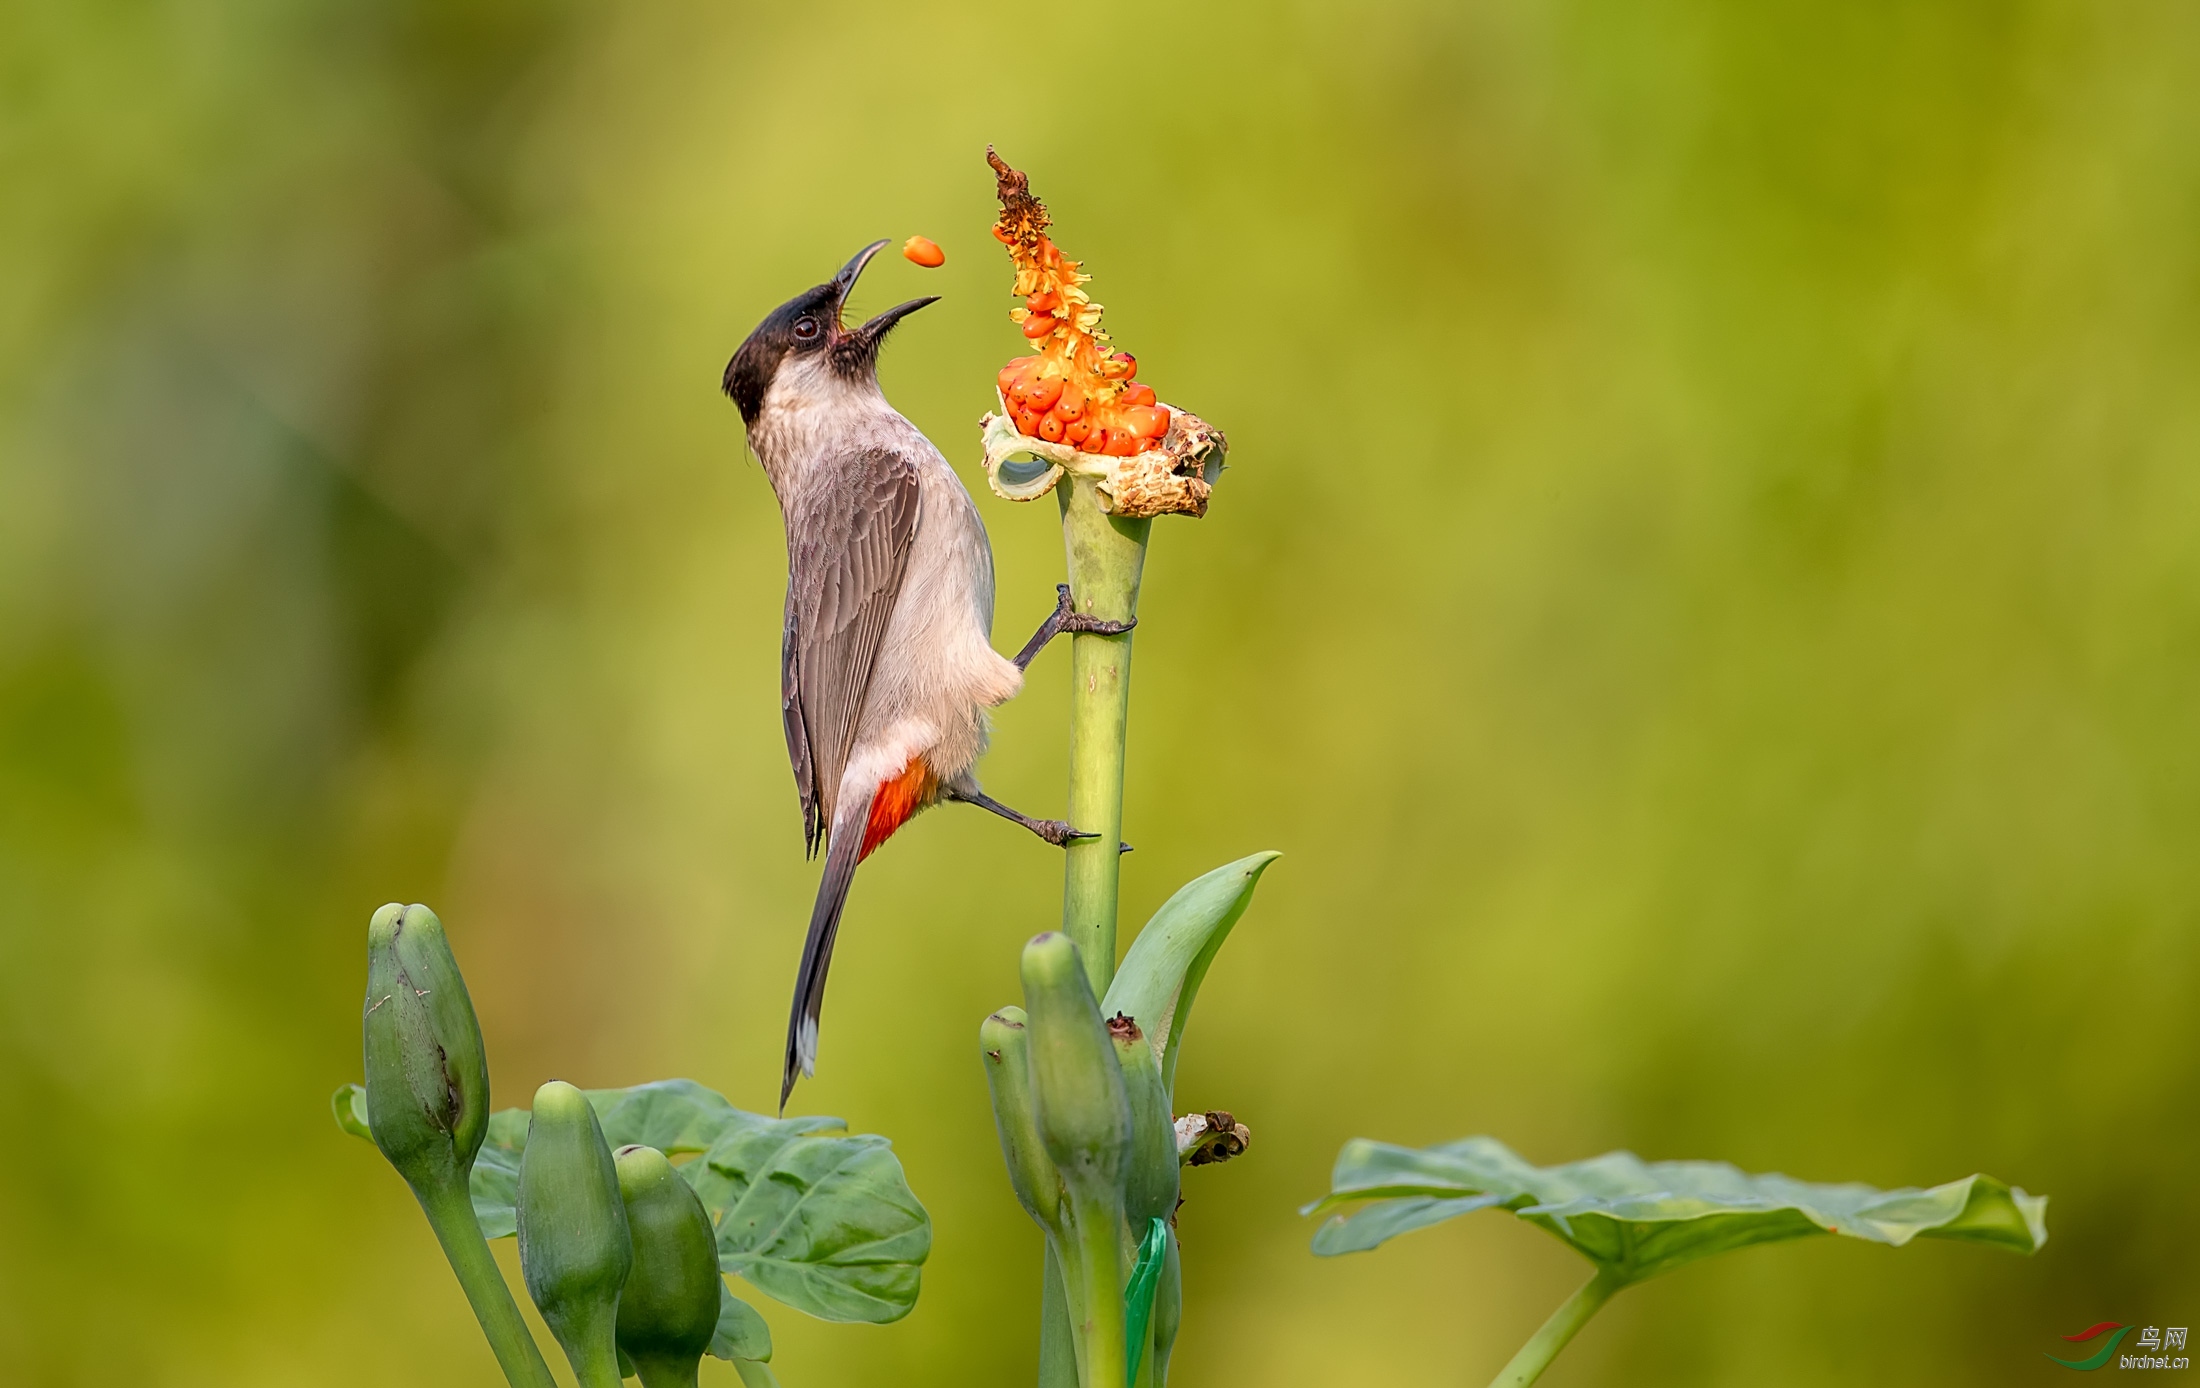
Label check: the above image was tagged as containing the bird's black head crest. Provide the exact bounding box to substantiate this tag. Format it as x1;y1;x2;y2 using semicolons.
722;240;940;425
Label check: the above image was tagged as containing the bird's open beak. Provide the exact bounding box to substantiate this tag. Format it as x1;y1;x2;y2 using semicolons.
831;239;937;351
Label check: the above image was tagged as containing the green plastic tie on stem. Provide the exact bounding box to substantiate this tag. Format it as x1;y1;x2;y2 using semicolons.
1123;1217;1169;1387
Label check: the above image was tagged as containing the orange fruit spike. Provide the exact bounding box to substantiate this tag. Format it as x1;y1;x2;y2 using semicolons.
989;148;1168;448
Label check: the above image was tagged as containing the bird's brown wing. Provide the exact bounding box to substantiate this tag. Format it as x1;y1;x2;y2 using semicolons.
782;445;922;855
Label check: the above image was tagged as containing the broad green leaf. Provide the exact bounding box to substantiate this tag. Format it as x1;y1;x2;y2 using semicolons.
331;1083;372;1141
442;1078;929;1324
1306;1136;2047;1284
1101;851;1281;1092
710;1283;772;1363
687;1119;932;1325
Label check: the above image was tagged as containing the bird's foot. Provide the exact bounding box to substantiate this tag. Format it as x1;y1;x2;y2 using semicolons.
1012;584;1137;670
945;785;1132;852
1029;817;1096;848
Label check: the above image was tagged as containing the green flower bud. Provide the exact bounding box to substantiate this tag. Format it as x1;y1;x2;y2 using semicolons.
613;1145;722;1388
1020;933;1132;1192
518;1081;633;1388
981;1006;1063;1228
1108;1014;1179;1230
362;902;489;1194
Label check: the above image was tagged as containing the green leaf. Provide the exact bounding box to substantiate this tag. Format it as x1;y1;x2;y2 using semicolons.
688;1119;933;1325
1101;852;1281;1092
1305;1136;2048;1284
466;1079;930;1324
331;1083;372;1141
1122;1218;1169;1388
709;1284;773;1363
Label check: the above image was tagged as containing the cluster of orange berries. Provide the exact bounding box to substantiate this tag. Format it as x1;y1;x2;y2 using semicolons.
987;148;1172;459
996;351;1169;456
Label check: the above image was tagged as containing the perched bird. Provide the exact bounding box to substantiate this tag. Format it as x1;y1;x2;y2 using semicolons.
724;240;1128;1108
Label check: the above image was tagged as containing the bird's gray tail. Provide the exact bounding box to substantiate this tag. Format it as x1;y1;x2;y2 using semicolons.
781;790;873;1111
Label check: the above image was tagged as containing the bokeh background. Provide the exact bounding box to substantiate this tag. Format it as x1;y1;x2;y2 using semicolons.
5;0;2197;1383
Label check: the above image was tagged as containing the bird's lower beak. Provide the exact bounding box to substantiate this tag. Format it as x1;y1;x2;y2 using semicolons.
849;295;940;347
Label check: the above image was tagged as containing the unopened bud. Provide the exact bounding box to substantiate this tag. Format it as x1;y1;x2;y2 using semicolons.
518;1081;633;1387
361;903;489;1194
613;1145;720;1388
1108;1014;1179;1229
1019;933;1131;1192
981;1006;1062;1227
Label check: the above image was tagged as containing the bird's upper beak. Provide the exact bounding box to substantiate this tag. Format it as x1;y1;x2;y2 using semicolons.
833;239;938;350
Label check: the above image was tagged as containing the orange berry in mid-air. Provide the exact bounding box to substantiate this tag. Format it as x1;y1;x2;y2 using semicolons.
902;235;946;268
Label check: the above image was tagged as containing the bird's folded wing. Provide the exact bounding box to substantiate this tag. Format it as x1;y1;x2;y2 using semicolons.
783;445;922;854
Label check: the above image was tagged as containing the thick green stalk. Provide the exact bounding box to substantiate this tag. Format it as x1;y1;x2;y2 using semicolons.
1057;477;1150;997
1038;1243;1080;1388
415;1184;560;1388
1067;1198;1128;1388
1486;1267;1626;1388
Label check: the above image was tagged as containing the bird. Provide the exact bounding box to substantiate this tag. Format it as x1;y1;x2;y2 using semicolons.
724;239;1131;1109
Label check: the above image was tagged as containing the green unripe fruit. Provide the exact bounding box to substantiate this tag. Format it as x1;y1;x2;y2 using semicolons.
613;1145;722;1388
1108;1015;1179;1229
982;1006;1063;1228
1020;932;1132;1192
518;1081;632;1388
362;902;489;1193
357;904;560;1388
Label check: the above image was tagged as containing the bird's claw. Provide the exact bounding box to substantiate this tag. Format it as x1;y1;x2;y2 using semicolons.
1036;819;1097;848
1050;583;1136;637
1040;822;1134;853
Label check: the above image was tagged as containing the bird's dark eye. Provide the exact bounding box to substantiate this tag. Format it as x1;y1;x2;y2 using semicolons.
793;316;821;341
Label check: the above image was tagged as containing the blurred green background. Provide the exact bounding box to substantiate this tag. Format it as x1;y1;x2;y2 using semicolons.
4;0;2196;1383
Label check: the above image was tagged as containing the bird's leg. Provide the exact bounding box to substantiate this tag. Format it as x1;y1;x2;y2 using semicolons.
1011;584;1136;671
943;784;1133;852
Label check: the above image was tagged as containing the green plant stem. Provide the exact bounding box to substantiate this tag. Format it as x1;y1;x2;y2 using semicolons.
563;1329;627;1388
1486;1267;1626;1388
1068;1200;1129;1388
1057;476;1150;998
1039;1242;1080;1388
416;1184;560;1388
